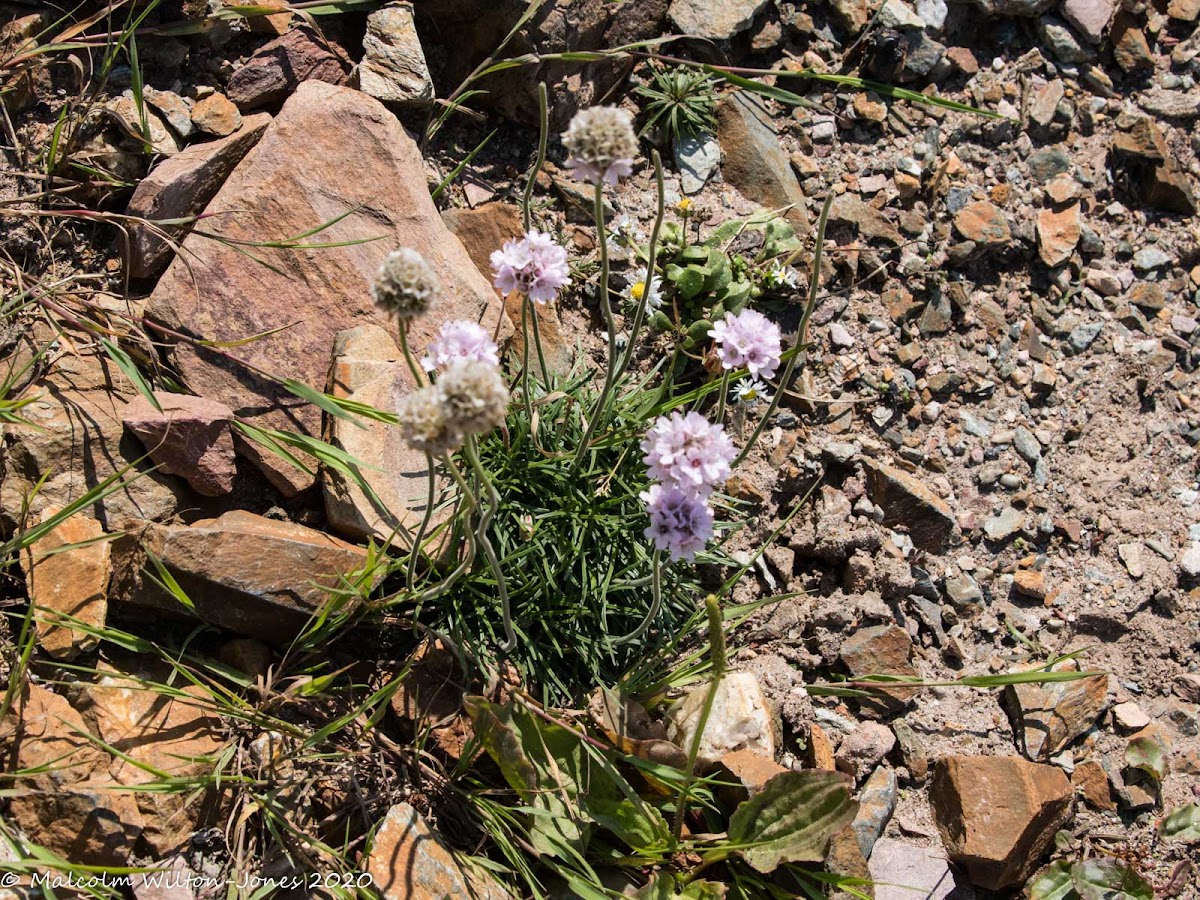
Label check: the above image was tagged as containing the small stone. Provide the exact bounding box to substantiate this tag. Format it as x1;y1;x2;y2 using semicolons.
1011;568;1047;601
985;507;1025;541
190;92;241;137
123;392;237;496
1037;203;1080;267
676;132;721;195
1177;673;1200;703
1045;174;1079;204
853;765;898;858
852;92;888;123
1013;426;1042;465
1112;701;1150;732
930;755;1074;891
869;838;975;900
1038;15;1095;63
877;0;926;28
667;673;777;771
1028;148;1071;183
953;200;1011;248
1067;322;1103;353
1138;89;1200;120
1030;79;1065;127
717;93;808;229
1071;759;1116;810
365;803;512;899
143;87;194;138
840;624;920;716
836;722;896;782
1004;660;1109;760
359;3;434;104
226;27;353;110
830;322;856;349
1062;0;1114;43
20;509;110;658
1085;268;1122;296
668;0;771;41
1168;0;1200;20
1180;541;1200;577
717;749;788;804
916;0;948;28
944;573;983;608
861;459;957;553
807;721;838;770
1112;12;1154;72
1132;246;1172;272
892;721;929;782
1117;542;1145;579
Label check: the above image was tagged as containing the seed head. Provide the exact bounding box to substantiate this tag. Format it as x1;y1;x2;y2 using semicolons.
396;385;460;455
371;248;440;320
437;359;509;437
562;106;638;186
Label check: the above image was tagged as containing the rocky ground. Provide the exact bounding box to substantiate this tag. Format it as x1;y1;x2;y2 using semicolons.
1;0;1199;898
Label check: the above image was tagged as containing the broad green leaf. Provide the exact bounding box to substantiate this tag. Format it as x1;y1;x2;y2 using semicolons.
586;796;669;853
723;770;858;873
1070;859;1153;900
686;318;713;346
1124;735;1168;784
1159;803;1200;842
635;874;727;899
1027;861;1077;900
670;265;706;300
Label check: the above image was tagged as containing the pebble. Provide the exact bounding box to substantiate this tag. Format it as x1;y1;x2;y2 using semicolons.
985;507;1025;541
1132;246;1172;272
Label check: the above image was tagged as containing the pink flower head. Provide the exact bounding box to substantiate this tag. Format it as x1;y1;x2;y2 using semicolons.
709;309;782;380
422;320;499;373
565;156;635;187
490;229;571;304
640;411;735;497
641;484;714;562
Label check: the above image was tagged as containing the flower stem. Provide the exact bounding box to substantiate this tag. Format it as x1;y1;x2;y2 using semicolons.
397;321;425;387
672;593;727;847
614;149;665;382
573;180;616;468
522;83;549;234
406;451;436;593
463;437;517;653
733;192;832;468
529;301;550;386
714;370;731;424
610;550;662;646
417;453;477;604
520;299;534;422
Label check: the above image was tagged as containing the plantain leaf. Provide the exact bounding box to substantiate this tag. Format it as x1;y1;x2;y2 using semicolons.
1159;803;1200;842
635;874;727;899
1124;735;1168;784
723;769;858;872
1070;859;1153;900
1027;861;1077;900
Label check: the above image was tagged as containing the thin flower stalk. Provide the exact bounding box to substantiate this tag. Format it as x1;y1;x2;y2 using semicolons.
614;149;666;383
734;192;833;467
414;454;477;605
573;181;617;467
406;451;436;592
523;83;552;386
464;437;517;652
610;550;662;646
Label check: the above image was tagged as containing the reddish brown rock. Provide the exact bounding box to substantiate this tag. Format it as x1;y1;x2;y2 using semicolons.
20;508;110;659
365;802;512;899
147;82;509;494
953;200;1011;248
1;349;183;530
116;510;374;641
1071;759;1116;811
79;657;226;853
1004;660;1108;760
718;748;789;804
930;755;1073;890
1011;568;1047;600
2;683;143;865
1110;116;1197;216
190;92;241;137
839;624;919;716
442;202;574;377
125;112;270;278
860;458;957;553
226;27;353;110
717;92;809;229
123;392;237;496
1036;203;1080;267
1111;12;1154;72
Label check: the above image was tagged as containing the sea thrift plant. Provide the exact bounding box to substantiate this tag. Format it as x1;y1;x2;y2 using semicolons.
709;308;783;380
562;106;638;185
490;229;572;304
422;320;499;372
370;248;440;320
640;411;735;498
640;484;715;562
436;359;510;438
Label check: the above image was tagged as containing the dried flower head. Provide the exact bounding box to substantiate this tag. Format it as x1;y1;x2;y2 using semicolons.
562;106;637;186
371;248;440;320
641;484;714;562
422;320;499;372
396;385;460;455
437;359;509;437
709;308;782;380
490;229;571;304
641;411;735;498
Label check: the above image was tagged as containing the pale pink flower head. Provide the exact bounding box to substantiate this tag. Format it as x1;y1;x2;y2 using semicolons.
490;229;571;304
641;484;714;562
640;411;735;497
422;320;499;372
709;309;782;380
562;106;637;186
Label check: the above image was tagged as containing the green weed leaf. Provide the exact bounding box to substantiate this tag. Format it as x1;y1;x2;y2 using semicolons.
1027;861;1076;900
1070;859;1153;900
1124;735;1168;784
722;770;857;872
1159;803;1200;842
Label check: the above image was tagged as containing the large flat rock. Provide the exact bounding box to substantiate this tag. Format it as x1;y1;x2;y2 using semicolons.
146;81;508;494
